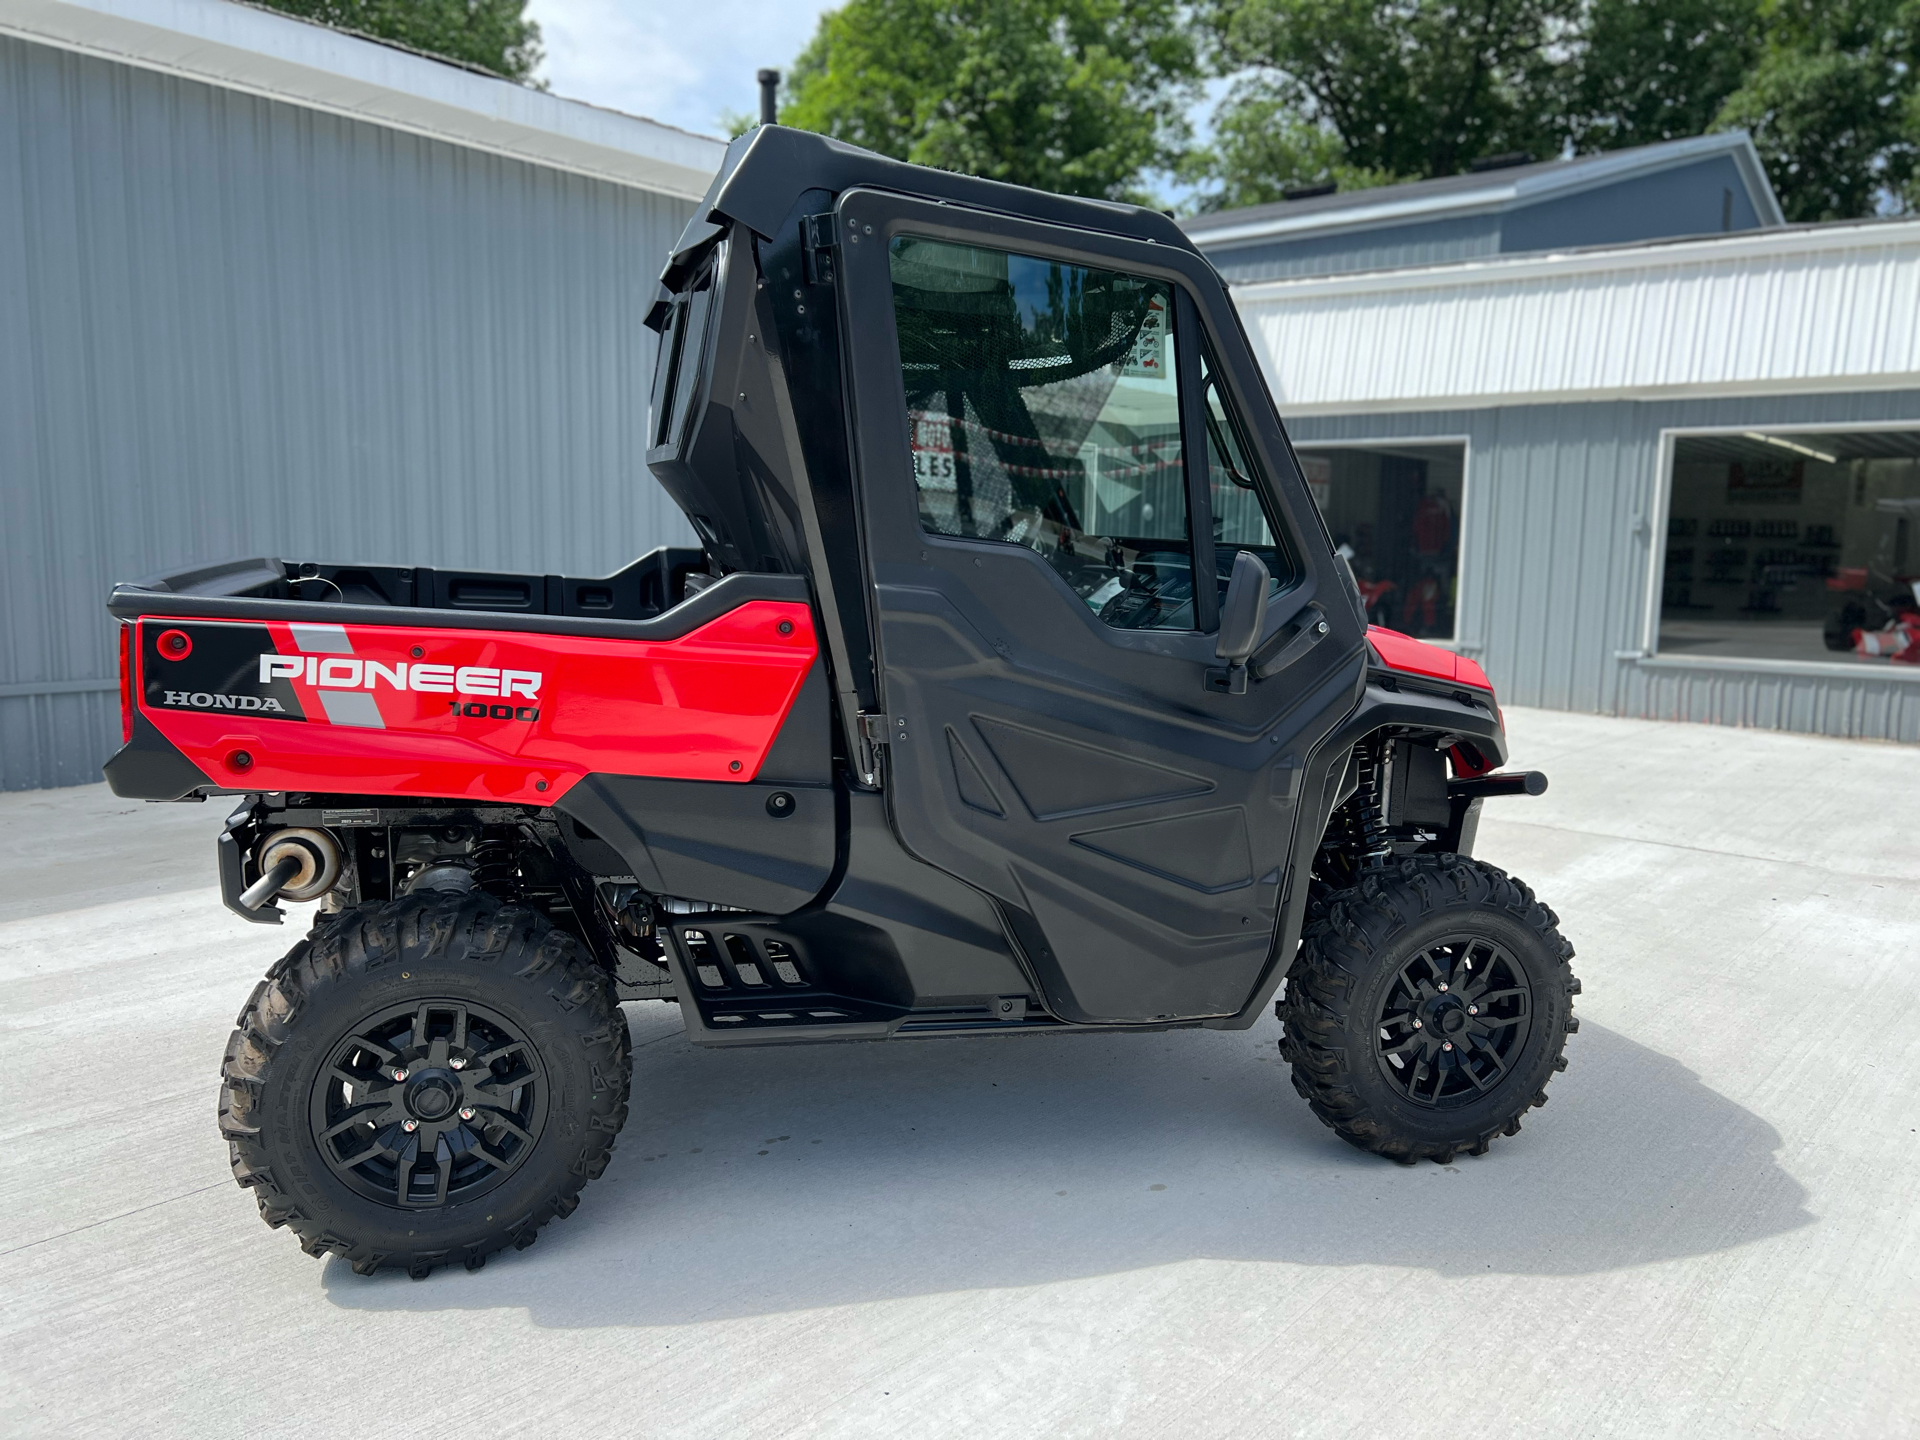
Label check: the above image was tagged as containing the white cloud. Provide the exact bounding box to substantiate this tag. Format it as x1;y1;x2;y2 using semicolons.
525;0;840;137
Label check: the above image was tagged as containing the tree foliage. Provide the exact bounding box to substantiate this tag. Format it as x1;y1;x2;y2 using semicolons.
1715;0;1919;219
779;0;1917;219
779;0;1200;202
1555;0;1761;152
251;0;542;81
1178;91;1395;211
1194;0;1920;218
1196;0;1573;190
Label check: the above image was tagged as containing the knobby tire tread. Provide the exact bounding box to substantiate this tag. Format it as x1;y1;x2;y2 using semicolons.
1280;854;1580;1164
217;891;632;1278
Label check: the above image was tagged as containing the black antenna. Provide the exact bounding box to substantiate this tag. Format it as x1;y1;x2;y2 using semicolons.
757;69;779;127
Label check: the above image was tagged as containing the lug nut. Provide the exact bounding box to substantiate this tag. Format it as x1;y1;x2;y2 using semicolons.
1413;1019;1422;1029
1468;1005;1478;1015
450;1058;466;1070
459;1107;476;1121
402;1119;419;1132
393;1069;408;1081
1442;1041;1453;1051
1438;983;1449;992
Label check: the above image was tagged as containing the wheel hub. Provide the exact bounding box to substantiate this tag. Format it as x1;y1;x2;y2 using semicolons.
1374;935;1533;1109
404;1071;459;1121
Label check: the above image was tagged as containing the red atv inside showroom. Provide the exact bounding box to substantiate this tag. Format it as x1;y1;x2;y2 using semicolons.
105;127;1579;1278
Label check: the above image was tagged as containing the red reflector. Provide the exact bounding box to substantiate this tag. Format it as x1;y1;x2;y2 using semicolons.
119;623;135;743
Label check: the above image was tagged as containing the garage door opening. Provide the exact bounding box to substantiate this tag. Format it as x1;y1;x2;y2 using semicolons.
1296;441;1465;642
1658;428;1920;667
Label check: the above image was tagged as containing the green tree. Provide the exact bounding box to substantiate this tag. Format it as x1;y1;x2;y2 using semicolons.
1555;0;1761;151
252;0;542;82
1196;0;1574;197
780;0;1200;202
1714;0;1919;219
1180;90;1395;211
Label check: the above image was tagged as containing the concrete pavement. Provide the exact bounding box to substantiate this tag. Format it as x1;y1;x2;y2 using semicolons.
2;708;1916;1437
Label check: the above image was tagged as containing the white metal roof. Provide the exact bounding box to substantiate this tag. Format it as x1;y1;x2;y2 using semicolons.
1185;133;1784;251
1233;218;1920;415
0;0;728;200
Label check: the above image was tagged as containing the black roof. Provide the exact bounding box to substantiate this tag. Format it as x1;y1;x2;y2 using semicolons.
661;125;1196;291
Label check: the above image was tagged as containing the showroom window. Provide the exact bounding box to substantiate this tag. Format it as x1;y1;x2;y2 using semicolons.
1295;442;1466;641
1657;429;1920;667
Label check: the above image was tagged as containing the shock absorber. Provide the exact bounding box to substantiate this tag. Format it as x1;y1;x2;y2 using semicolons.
1354;736;1392;868
468;833;518;898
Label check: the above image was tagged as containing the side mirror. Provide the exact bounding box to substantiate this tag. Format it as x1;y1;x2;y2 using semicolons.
1213;550;1270;694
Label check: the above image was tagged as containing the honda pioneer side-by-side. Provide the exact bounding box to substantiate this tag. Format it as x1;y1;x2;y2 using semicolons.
105;127;1579;1278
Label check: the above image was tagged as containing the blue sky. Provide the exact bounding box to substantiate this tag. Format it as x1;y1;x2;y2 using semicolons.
524;0;1225;205
524;0;840;138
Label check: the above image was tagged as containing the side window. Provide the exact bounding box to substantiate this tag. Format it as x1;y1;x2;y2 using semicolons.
1200;347;1297;604
890;235;1196;631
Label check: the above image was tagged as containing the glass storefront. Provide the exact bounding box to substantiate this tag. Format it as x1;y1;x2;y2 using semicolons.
1296;442;1466;641
1658;429;1920;667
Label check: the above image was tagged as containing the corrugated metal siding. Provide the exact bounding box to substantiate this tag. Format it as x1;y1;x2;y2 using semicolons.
0;35;700;790
1288;390;1920;742
1238;221;1920;413
1625;662;1920;742
1203;214;1500;284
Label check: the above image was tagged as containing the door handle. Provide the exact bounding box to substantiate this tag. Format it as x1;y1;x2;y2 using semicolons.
1251;605;1330;681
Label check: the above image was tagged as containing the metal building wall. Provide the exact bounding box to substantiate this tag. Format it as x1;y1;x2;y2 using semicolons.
1235;220;1920;418
1288;390;1920;742
0;34;700;790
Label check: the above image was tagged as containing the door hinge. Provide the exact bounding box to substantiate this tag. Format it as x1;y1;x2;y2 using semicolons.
802;213;837;286
858;712;891;744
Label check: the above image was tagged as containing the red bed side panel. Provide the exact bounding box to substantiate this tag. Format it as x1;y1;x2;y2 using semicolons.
132;602;817;804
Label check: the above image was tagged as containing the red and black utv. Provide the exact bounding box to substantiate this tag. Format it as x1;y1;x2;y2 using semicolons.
105;127;1578;1278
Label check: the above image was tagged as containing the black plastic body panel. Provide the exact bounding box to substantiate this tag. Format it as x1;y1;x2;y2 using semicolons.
1388;739;1452;827
217;818;283;924
659;789;1041;1046
103;708;216;801
556;774;836;914
754;660;834;785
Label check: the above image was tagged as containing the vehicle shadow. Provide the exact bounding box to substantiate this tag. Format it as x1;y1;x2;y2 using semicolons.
322;1009;1811;1326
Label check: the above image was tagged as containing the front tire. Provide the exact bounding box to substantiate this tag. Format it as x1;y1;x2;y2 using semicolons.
218;892;631;1277
1281;855;1579;1163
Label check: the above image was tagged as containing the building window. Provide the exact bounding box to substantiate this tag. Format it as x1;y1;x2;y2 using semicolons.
1296;442;1466;641
1658;429;1920;667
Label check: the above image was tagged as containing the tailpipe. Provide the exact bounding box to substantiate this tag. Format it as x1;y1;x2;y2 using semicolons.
237;827;342;913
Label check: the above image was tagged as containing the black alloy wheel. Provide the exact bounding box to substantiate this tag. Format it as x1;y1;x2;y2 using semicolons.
1280;854;1580;1164
1372;936;1533;1109
311;999;547;1209
220;891;631;1277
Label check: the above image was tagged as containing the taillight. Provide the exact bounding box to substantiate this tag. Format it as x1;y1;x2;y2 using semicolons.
118;623;135;742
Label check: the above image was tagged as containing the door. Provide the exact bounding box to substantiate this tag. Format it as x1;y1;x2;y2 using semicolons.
833;190;1366;1024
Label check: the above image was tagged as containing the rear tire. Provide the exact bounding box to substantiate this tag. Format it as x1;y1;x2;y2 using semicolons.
218;892;631;1277
1280;855;1579;1164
